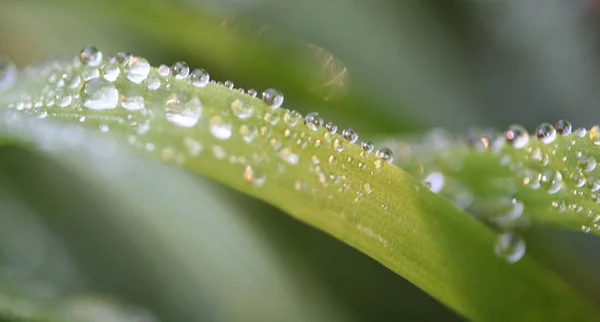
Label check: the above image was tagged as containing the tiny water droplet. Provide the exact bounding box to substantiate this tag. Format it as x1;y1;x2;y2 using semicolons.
556;120;572;135
361;141;374;152
102;63;121;82
535;123;556;144
210;116;233;140
590;125;600;145
146;74;161;90
304;112;323;131
172;61;190;79
224;80;234;89
231;98;253;119
539;170;563;194
247;89;257;98
579;155;597;172
325;122;337;134
243;165;266;187
190;68;210;88
570;170;587;187
283;110;302;127
342;128;358;143
239;124;258;143
183;137;203;156
494;233;525;263
81;78;119;110
505;125;529;149
121;92;145;111
79;46;103;66
333;138;344;152
54;90;72;107
0;57;18;90
375;148;394;163
262;88;284;108
576;127;587;137
165;93;202;128
126;57;151;84
82;66;100;81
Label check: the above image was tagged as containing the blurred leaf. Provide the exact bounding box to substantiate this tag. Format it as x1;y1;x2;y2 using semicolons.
0;55;598;321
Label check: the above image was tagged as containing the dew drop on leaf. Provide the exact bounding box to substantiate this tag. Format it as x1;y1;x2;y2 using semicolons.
158;64;171;77
125;57;151;84
539;170;563;194
102;62;121;82
535;123;556;144
79;46;103;66
423;172;444;193
81;78;119;110
115;51;132;64
230;98;253;119
555;120;572;135
262;88;284;108
190;68;210;88
146;74;161;90
304;112;323;131
247;89;258;98
325;122;337;134
283;110;302;127
209;116;233;140
505;125;529;149
589;125;600;145
165;93;202;128
375;148;394;163
342;128;359;143
172;61;190;80
494;232;526;263
361;140;374;152
54;90;72;108
243;165;266;187
121;91;145;111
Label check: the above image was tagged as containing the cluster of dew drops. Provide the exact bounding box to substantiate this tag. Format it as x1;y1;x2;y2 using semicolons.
0;46;398;209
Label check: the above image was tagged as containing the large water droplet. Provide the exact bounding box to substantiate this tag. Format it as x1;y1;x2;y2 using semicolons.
556;120;572;135
81;78;119;110
210;116;233;140
79;46;103;66
535;123;556;144
231;98;253;119
375;148;394;163
126;57;150;84
304;112;323;131
190;68;210;88
165;93;202;127
505;125;529;149
342;128;358;143
0;57;17;90
262;88;284;108
172;62;190;80
494;233;526;263
121;91;145;111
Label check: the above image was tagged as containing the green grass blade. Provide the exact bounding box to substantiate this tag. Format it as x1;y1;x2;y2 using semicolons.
0;54;598;321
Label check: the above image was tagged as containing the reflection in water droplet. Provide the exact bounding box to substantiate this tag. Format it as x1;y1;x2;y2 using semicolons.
283;110;302;127
116;51;132;64
539;170;563;194
304;112;323;131
81;78;119;110
494;233;526;263
172;61;190;80
505;125;529;148
262;88;284;108
55;90;72;107
375;148;394;163
231;98;253;119
121;92;145;111
165;93;202;128
361;141;374;152
535;123;556;144
79;46;103;66
325;122;337;134
555;120;572;136
158;64;171;77
210;116;232;140
342;128;358;143
190;68;210;88
126;57;151;84
146;75;161;90
102;63;121;82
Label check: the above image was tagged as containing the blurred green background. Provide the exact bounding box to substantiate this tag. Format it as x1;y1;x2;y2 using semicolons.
2;0;600;321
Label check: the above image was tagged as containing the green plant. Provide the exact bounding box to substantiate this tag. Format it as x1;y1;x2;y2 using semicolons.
2;1;600;322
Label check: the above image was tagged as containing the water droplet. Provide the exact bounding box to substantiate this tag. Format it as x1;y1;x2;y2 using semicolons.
375;148;394;163
360;141;374;152
102;63;121;82
342;128;358;143
325;122;337;134
116;51;132;64
54;90;72;107
494;233;526;263
283;110;302;127
121;92;145;111
210;116;232;140
539;170;563;194
576;127;587;137
279;147;299;164
146;75;161;90
165;93;202;128
79;46;103;66
224;80;234;89
172;62;190;79
579;155;597;172
505;125;529;149
570;170;587;187
0;57;18;90
126;57;150;84
247;89;257;98
333;138;344;152
556;120;572;135
82;66;100;81
304;112;323;131
590;125;600;145
423;172;444;193
81;78;119;110
231;98;253;119
158;64;171;77
99;124;110;132
243;165;266;187
535;123;556;144
582;225;591;233
239;124;258;143
190;68;210;88
262;88;284;108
